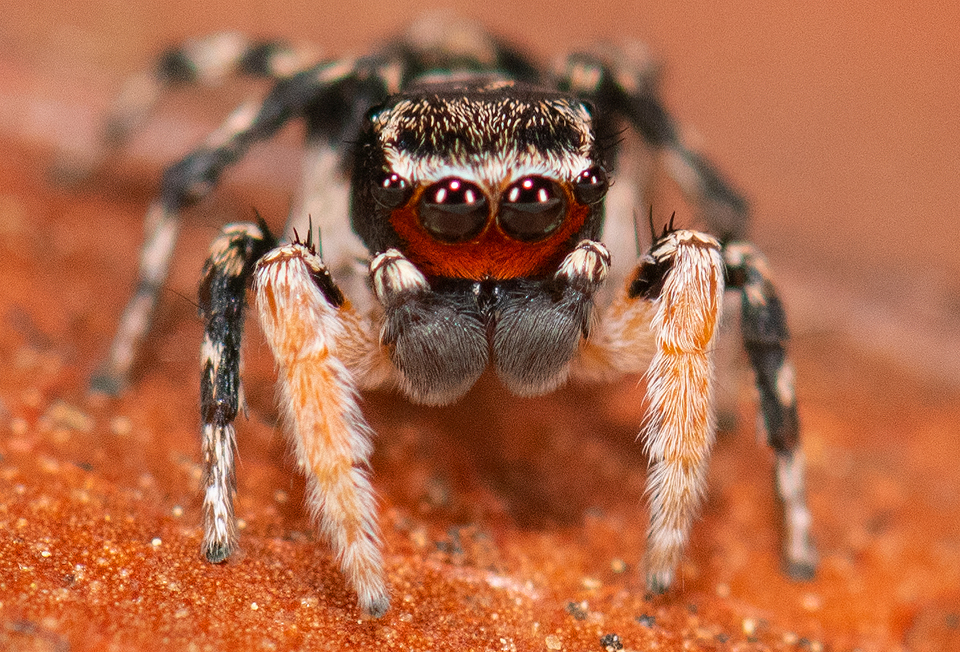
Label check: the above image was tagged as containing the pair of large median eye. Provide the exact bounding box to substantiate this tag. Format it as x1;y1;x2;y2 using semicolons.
416;176;567;244
374;167;609;244
388;175;566;244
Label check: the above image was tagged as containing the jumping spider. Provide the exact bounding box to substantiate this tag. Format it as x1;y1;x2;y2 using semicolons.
87;16;816;617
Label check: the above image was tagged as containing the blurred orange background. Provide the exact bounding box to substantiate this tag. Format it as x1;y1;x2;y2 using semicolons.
3;0;958;382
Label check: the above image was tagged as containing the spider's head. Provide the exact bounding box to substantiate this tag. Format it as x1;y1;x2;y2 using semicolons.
351;77;609;280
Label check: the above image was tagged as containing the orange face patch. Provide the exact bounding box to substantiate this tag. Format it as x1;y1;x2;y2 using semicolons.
388;185;592;280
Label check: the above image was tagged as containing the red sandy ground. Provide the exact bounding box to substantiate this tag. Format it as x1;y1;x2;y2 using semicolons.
0;4;959;651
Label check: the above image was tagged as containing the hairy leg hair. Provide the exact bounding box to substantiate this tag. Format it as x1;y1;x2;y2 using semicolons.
576;228;724;592
254;241;389;617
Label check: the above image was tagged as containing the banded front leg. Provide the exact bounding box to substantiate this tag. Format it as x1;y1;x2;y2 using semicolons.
198;221;277;564
724;241;817;580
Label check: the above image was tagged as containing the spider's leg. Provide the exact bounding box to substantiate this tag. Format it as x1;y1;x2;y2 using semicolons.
198;221;277;566
557;48;749;243
91;59;387;393
724;242;817;580
254;241;389;618
54;33;313;184
639;230;724;592
577;228;724;592
284;137;368;305
396;12;542;83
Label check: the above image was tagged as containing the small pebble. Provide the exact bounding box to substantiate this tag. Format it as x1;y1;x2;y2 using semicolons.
801;593;822;612
600;633;623;651
565;601;587;621
110;416;132;436
636;614;656;628
581;576;601;590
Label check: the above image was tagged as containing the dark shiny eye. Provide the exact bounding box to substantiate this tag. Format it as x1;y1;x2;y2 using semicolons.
372;172;412;208
418;178;489;243
573;166;608;205
498;176;567;242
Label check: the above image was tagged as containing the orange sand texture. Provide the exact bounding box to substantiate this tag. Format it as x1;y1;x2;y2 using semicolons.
0;3;958;650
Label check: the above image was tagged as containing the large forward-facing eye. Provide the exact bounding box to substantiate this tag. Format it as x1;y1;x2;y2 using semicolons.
498;176;567;242
418;178;489;243
372;172;412;208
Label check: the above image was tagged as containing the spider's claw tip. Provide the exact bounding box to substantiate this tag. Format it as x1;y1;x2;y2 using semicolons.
361;596;391;619
89;370;126;396
785;559;817;582
204;543;233;564
645;571;673;596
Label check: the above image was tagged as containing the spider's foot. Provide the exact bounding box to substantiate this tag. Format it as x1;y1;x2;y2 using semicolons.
775;451;818;582
645;568;674;595
784;535;818;581
351;555;391;618
89;368;127;396
361;594;391;619
786;559;817;582
203;542;233;564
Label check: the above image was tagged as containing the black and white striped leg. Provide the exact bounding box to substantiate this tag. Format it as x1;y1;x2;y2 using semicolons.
724;242;817;580
91;202;180;394
105;33;309;150
198;221;277;563
556;50;750;243
91;58;385;393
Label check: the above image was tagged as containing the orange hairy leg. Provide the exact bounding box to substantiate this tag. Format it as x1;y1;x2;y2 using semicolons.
253;243;389;617
576;229;724;592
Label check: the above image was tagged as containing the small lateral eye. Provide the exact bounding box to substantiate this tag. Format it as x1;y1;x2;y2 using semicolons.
372;172;412;208
499;176;567;242
573;166;608;205
418;178;489;243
